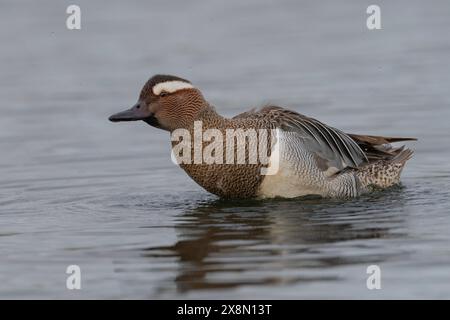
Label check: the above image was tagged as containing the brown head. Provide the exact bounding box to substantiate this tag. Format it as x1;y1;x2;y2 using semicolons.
109;74;207;131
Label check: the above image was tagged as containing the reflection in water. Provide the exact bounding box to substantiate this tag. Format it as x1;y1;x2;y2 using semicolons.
143;187;409;293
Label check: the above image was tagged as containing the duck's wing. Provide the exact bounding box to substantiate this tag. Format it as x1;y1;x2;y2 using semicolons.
234;106;369;171
348;133;417;162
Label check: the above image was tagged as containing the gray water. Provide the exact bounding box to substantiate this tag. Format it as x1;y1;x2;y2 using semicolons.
1;0;450;299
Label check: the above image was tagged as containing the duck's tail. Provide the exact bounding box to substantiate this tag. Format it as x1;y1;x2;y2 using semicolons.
348;133;417;162
356;148;414;190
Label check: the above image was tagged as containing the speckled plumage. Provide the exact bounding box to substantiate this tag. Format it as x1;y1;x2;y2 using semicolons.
174;105;415;199
110;74;416;199
176;107;269;198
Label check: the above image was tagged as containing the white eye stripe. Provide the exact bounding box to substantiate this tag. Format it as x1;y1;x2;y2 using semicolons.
152;81;194;95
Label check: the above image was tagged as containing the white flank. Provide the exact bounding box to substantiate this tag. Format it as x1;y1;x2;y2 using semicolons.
152;81;194;95
257;130;322;198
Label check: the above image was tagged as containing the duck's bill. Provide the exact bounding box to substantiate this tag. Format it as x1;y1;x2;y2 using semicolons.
108;103;150;122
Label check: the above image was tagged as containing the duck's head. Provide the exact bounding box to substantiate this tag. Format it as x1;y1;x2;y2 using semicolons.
109;74;207;131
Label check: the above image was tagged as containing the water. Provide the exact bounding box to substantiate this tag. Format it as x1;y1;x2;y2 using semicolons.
1;0;450;299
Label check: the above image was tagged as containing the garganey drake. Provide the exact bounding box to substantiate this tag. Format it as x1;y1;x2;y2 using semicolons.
109;74;416;199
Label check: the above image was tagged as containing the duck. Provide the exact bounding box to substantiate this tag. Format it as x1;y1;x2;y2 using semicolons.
109;74;416;199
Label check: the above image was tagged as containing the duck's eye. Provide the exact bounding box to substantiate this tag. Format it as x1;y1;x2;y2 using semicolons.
160;91;169;97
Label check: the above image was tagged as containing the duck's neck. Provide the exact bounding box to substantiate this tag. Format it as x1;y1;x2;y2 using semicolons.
175;103;230;132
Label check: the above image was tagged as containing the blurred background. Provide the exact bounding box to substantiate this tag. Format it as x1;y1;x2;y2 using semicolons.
0;0;449;299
